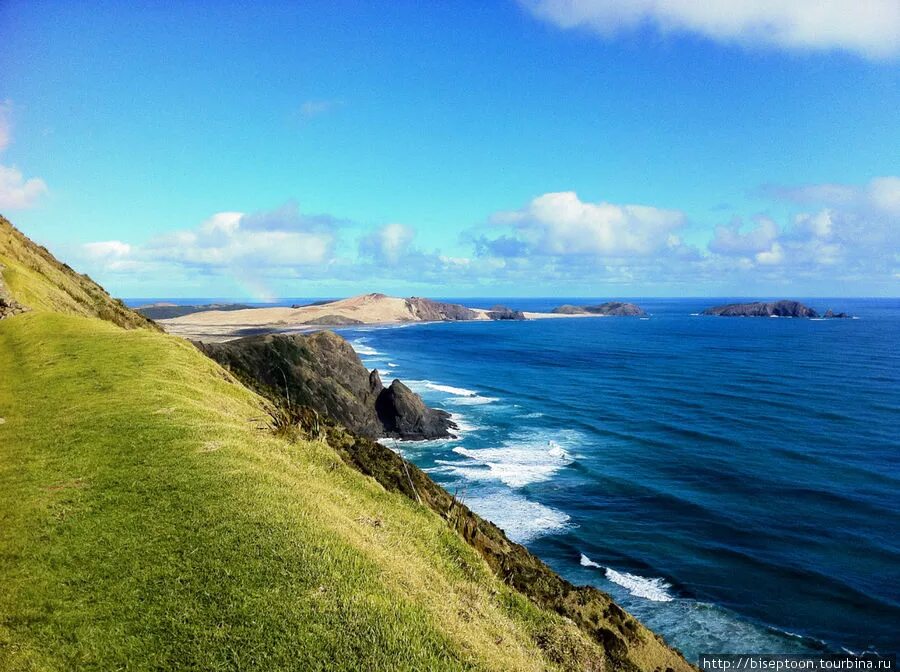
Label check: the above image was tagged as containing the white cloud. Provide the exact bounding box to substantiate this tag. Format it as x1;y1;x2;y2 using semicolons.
487;191;685;257
869;176;900;216
754;241;784;266
709;217;779;256
522;0;900;58
84;204;336;278
83;240;132;259
0;164;49;210
359;223;417;265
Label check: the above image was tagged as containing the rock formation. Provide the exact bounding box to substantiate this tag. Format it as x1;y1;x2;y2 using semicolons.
552;301;646;316
486;305;526;320
405;297;478;321
703;300;819;318
196;331;456;441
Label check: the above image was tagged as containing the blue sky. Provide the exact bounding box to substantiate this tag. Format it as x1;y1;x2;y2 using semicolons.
1;1;898;298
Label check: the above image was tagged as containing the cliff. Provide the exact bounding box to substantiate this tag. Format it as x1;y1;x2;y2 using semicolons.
703;300;817;317
196;331;457;441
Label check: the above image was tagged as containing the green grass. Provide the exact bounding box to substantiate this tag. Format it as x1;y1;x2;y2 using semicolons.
0;312;611;671
0;217;157;330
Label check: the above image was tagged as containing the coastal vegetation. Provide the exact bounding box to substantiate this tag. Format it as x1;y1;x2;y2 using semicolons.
0;216;690;670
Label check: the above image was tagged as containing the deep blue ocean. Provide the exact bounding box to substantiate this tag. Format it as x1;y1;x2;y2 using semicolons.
131;297;900;659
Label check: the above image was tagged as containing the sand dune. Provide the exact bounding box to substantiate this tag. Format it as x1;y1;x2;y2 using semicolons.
159;293;592;341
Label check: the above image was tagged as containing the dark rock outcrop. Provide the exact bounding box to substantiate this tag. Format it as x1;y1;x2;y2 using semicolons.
486;305;526;320
824;309;852;319
552;302;646;316
405;297;478;321
375;380;456;440
196;331;456;441
0;296;28;320
703;300;818;318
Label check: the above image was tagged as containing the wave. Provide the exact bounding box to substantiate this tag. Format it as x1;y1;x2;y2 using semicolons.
447;395;499;406
448;412;481;434
580;553;674;602
388;362;398;368
425;382;478;396
447;432;578;488
351;339;381;356
580;553;601;568
462;491;571;543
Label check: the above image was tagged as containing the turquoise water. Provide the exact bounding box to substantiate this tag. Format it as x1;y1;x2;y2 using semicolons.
336;299;899;660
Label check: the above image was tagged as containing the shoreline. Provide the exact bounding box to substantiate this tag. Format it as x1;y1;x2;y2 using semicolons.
159;307;603;342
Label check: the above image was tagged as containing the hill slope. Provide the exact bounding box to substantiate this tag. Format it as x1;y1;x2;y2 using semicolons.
0;215;157;330
0;220;691;671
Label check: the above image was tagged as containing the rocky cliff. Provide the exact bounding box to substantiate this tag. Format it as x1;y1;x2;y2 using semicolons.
196;330;456;441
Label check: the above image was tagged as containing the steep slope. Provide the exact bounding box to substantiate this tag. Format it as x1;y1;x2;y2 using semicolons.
0;220;692;671
0;216;157;330
196;331;456;440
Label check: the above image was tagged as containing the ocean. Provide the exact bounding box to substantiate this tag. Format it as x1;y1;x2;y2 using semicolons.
132;297;900;659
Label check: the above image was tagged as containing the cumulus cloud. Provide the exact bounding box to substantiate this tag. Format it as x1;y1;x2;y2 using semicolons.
485;191;686;257
0;102;49;210
359;223;417;265
83;202;338;280
0;165;49;210
708;176;900;277
709;216;780;256
522;0;900;58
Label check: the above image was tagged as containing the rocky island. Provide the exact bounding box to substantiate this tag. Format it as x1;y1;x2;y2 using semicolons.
553;301;647;316
703;300;852;318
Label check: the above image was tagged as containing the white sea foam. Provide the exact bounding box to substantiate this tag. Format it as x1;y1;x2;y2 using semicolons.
604;568;674;602
580;553;602;568
462;491;571;543
447;395;499;406
520;411;545;419
425;382;478;396
690;312;700;316
388;362;398;368
579;553;674;602
448;432;577;488
351;339;381;356
448;412;480;434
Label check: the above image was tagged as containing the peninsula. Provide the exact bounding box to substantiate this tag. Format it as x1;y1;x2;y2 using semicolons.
158;293;636;341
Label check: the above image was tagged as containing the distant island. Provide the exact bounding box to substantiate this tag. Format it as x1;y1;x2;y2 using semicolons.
703;300;851;318
552;302;646;316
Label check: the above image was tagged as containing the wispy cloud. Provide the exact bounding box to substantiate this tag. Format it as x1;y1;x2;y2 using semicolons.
521;0;900;59
298;99;342;119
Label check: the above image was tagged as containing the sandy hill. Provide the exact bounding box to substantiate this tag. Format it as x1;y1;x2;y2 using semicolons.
0;218;691;671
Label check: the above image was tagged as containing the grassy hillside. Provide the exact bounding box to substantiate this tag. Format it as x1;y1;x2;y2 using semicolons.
0;216;157;330
0;220;690;671
0;312;617;670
